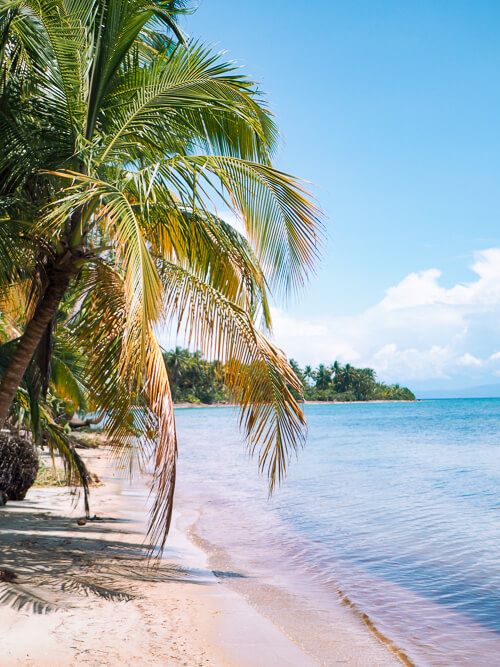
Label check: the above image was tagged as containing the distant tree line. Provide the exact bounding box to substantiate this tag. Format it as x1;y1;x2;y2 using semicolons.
163;348;229;404
289;360;415;402
163;348;415;404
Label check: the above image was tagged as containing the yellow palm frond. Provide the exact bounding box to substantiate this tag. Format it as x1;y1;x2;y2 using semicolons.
71;261;177;546
158;261;306;491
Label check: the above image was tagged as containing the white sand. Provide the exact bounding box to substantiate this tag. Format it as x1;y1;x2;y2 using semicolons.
0;447;400;666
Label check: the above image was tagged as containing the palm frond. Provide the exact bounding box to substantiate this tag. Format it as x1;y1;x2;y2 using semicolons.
5;0;91;133
83;0;186;138
50;356;87;413
158;155;322;296
71;260;177;547
158;261;306;491
122;169;273;324
98;41;276;165
41;171;164;378
43;421;91;517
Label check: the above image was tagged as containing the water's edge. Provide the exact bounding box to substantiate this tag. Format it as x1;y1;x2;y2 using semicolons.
182;500;407;666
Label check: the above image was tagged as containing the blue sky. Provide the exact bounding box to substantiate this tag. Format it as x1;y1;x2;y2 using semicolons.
179;2;500;391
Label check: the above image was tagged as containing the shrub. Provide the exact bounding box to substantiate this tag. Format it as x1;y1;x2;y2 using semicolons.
0;433;39;502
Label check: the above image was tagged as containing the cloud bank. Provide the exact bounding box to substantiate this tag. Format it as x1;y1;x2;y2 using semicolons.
272;249;500;389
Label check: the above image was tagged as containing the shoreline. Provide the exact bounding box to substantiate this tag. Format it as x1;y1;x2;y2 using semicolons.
303;399;416;405
0;446;402;666
0;447;314;666
184;500;404;667
174;399;417;409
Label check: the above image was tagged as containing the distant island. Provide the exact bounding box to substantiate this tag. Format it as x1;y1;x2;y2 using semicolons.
289;359;415;402
164;348;415;404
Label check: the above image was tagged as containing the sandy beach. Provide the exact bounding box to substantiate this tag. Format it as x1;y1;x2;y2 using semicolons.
0;446;400;666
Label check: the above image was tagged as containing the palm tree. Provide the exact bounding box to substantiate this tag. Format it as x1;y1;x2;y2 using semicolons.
330;360;340;378
333;362;354;393
0;289;93;511
163;347;192;401
303;365;314;387
288;359;304;383
314;363;332;391
0;1;321;546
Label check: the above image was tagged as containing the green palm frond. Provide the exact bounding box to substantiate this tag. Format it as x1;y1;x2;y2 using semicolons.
98;42;276;164
6;0;90;132
155;155;322;296
0;216;31;285
50;356;87;413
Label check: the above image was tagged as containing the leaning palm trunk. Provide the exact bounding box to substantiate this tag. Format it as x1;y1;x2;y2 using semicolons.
0;257;76;424
0;0;322;548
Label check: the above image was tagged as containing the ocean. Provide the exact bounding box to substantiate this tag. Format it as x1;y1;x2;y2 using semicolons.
174;399;500;666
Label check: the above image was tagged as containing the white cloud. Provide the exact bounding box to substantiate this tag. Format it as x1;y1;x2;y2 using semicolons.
272;248;500;388
380;248;500;309
457;353;483;367
381;268;446;310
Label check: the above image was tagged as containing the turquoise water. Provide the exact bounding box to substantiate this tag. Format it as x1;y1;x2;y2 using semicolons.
175;399;500;665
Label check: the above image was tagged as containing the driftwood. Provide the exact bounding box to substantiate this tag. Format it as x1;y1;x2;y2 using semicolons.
69;414;102;430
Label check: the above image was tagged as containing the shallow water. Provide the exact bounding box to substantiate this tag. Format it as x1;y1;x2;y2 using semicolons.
174;399;500;665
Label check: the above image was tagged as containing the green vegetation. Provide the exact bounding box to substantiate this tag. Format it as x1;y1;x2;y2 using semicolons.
34;463;68;489
164;348;229;404
289;360;415;402
164;349;415;404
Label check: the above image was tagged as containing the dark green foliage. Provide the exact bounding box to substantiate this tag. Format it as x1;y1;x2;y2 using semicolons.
291;359;415;402
163;349;415;404
163;347;229;404
0;432;39;502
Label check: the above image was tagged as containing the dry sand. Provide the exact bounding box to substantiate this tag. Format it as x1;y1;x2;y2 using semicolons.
0;447;400;666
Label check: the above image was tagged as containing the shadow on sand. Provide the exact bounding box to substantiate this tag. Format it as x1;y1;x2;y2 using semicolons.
0;505;246;614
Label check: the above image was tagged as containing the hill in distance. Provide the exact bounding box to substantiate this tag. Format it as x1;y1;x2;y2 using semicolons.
416;383;500;399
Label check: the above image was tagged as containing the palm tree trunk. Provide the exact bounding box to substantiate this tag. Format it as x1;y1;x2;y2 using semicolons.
0;264;73;426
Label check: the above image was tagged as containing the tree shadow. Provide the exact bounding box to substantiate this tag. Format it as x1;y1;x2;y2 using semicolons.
0;506;246;615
